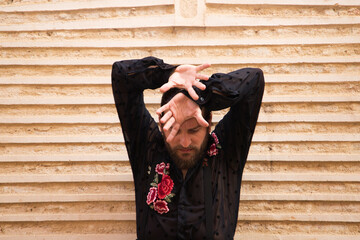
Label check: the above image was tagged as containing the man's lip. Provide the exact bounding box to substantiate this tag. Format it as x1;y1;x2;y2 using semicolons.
178;148;193;153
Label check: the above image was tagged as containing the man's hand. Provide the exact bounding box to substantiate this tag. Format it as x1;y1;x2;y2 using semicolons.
160;63;211;100
157;93;209;142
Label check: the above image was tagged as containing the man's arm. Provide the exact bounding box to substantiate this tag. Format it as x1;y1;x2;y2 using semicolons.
201;68;265;170
111;56;177;173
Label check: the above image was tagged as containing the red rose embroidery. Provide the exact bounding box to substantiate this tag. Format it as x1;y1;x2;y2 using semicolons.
147;162;175;214
153;200;169;214
208;143;218;156
146;187;157;205
212;132;219;144
155;162;170;175
205;132;221;163
158;175;174;199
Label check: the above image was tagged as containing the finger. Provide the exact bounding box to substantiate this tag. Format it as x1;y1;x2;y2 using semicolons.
193;81;206;90
195;112;209;127
195;63;211;72
160;111;172;124
166;123;180;142
175;65;187;72
156;103;169;115
163;117;175;131
187;87;199;101
160;82;174;93
196;73;210;81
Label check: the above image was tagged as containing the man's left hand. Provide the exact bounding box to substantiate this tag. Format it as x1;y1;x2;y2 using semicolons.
159;63;211;100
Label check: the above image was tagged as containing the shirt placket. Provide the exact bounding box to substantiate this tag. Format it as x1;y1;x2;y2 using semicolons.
176;165;200;239
177;182;192;239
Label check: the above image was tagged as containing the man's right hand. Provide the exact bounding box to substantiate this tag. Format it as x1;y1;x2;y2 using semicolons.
156;93;209;142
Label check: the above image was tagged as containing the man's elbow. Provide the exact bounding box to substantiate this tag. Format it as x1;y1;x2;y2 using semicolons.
253;68;265;98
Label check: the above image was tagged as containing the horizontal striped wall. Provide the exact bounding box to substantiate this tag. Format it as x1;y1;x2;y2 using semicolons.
0;0;359;239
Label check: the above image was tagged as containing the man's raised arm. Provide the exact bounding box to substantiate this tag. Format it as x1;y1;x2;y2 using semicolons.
111;57;177;172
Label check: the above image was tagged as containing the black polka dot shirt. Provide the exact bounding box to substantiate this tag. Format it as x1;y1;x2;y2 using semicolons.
111;56;264;240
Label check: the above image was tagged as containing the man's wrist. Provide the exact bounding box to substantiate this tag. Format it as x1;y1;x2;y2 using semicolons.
180;88;206;106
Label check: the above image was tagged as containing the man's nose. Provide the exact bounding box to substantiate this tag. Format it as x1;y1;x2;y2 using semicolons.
179;134;191;148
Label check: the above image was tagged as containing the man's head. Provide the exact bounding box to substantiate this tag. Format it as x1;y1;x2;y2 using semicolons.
160;88;212;170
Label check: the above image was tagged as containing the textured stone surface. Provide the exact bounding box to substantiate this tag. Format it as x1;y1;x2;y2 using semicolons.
0;182;135;195
1;81;359;98
0;143;126;155
3;45;360;58
236;221;360;235
0;6;173;25
1;26;359;42
0;221;137;234
207;4;360;17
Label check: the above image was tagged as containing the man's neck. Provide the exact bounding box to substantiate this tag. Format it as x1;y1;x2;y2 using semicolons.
181;169;188;179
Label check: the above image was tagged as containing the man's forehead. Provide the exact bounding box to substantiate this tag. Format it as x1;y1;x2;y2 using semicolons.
181;118;201;129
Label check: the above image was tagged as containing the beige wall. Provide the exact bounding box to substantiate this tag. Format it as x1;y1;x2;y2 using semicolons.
0;0;360;239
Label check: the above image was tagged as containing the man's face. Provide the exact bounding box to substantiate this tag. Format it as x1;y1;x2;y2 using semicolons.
163;117;210;170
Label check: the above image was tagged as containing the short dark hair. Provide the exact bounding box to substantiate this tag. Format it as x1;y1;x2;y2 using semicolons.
160;88;211;122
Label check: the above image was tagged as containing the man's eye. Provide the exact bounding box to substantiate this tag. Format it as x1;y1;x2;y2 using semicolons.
189;128;200;134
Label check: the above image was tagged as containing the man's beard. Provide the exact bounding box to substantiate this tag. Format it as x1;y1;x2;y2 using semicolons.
165;135;209;170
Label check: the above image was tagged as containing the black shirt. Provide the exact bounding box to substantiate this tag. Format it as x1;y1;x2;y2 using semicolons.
111;56;264;240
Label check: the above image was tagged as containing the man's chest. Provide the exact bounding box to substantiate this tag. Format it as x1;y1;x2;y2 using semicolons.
136;156;239;239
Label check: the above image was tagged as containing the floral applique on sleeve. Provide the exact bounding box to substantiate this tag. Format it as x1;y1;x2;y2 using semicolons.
203;132;221;166
146;162;175;214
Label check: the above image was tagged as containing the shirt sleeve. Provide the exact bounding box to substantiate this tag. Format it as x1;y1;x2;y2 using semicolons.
111;56;177;174
197;68;265;170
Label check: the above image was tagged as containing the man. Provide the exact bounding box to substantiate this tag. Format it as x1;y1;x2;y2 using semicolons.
111;56;264;240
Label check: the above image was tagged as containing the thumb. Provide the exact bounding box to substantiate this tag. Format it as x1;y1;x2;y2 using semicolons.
160;82;174;93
